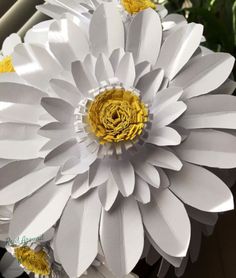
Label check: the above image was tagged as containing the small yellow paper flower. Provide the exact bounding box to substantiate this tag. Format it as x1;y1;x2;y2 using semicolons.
121;0;156;14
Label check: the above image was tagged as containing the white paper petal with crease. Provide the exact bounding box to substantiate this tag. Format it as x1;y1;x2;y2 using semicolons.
136;69;164;103
133;160;160;188
175;129;236;168
126;8;162;65
156;23;203;80
98;175;119;211
146;145;182;171
140;189;190;257
12;44;62;90
89;3;124;56
49;18;89;69
115;52;135;87
56;190;101;277
176;94;236;129
111;160;135;197
169;162;234;212
133;175;151;204
95;54;114;82
172;53;235;99
9;179;72;240
147;127;181;146
100;197;144;276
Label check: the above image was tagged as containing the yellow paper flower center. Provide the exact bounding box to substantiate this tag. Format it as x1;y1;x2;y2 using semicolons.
121;0;156;14
87;89;148;144
0;56;15;73
14;246;51;276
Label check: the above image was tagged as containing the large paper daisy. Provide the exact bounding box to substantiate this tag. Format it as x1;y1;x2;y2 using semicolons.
0;3;235;278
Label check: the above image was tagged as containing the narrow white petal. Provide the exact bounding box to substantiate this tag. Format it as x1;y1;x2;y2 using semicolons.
133;160;160;188
98;175;119;211
176;94;236;129
109;48;125;72
135;61;151;85
172;53;235;99
100;197;144;276
0;82;47;104
133;175;151;204
72;61;98;96
0;162;58;205
127;8;162;65
95;53;114;82
71;171;90;198
49;79;81;107
56;190;101;277
156;23;203;80
49;19;89;70
147;127;181;146
89;3;124;56
89;159;110;188
41;97;74;123
146;145;182;171
111;160;135;197
115;53;135;87
136;69;164;103
13;44;62;90
44;139;79;166
175;129;236;168
151;87;183;114
169;162;234;212
140;189;190;257
153;101;187;127
9;180;72;239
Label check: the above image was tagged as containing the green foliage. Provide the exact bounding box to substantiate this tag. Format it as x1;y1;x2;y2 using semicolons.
162;0;236;76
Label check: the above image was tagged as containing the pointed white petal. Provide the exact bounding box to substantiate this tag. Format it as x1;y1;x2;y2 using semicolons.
41;97;74;123
140;189;190;257
109;48;125;72
0;161;58;205
72;61;98;96
151;87;183;114
9;180;72;239
56;190;101;277
133;160;160;188
89;3;124;56
115;53;135;87
49;79;81;107
89;159;110;188
111;160;135;197
176;94;236;129
71;171;90;198
98;175;119;211
172;53;235;99
146;145;182;171
133;175;151;204
169;162;234;212
156;23;203;80
147;127;181;146
175;129;236;168
44;139;79;166
136;69;164;103
127;8;162;65
49;19;89;70
153;101;187;127
100;197;144;276
0;82;47;104
135;61;151;85
95;53;114;82
13;44;62;90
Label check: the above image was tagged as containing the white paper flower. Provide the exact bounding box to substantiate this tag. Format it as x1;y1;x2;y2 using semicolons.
0;2;236;278
37;0;168;22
